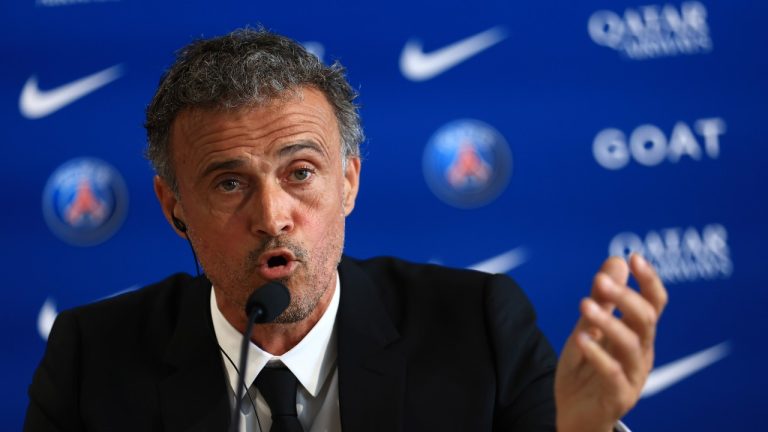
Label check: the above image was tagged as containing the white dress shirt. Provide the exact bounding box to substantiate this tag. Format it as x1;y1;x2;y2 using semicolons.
211;274;341;432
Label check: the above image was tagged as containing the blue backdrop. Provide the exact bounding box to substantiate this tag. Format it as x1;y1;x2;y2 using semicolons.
2;0;766;430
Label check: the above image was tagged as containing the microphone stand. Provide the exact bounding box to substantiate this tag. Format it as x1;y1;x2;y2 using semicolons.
228;282;290;432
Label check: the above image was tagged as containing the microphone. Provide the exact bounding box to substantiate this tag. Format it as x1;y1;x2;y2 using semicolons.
245;282;290;324
229;282;290;432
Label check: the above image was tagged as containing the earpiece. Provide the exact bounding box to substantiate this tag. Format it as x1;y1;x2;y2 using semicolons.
172;215;187;233
172;215;200;276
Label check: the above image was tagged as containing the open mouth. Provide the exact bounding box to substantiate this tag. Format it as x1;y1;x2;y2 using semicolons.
256;250;298;280
267;255;288;268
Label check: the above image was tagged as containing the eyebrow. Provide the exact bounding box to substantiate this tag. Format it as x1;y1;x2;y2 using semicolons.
278;141;326;159
200;158;248;178
199;142;327;178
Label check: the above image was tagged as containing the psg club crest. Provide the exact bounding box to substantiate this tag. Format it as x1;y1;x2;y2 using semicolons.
422;119;512;208
42;157;128;246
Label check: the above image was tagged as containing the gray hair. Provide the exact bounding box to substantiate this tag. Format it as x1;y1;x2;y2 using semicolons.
144;28;363;193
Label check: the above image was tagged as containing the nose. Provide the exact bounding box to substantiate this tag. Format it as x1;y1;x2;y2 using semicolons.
250;183;294;237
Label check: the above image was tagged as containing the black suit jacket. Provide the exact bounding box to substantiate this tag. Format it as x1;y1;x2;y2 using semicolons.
25;256;557;431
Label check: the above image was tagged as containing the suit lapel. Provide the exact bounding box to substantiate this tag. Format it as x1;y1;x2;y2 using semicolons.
337;258;406;431
153;262;407;431
158;276;231;432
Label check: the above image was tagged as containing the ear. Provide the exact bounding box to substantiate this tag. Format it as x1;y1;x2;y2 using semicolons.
342;157;361;216
153;175;187;238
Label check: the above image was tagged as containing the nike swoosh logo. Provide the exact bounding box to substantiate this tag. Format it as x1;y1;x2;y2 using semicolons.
19;64;123;119
37;285;138;340
468;246;528;274
302;41;325;63
400;27;508;81
36;298;58;341
641;341;730;398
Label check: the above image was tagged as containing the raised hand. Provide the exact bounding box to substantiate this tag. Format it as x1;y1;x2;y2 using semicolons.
554;254;669;432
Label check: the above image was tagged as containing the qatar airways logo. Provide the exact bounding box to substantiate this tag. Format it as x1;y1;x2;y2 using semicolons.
609;224;732;284
588;1;712;60
593;117;725;170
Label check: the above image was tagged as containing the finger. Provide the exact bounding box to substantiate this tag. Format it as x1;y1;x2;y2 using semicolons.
581;298;645;387
600;255;631;286
594;274;659;350
629;253;669;316
575;329;630;393
558;328;587;371
572;314;602;342
572;306;606;342
590;256;629;310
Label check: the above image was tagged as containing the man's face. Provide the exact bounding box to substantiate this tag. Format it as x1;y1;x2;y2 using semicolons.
155;87;360;325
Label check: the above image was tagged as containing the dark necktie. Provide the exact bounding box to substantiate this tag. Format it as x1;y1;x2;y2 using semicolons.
255;366;304;432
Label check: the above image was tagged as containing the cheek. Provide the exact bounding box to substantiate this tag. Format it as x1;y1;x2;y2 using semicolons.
299;182;345;225
186;216;250;269
187;198;249;235
303;210;340;242
301;203;346;249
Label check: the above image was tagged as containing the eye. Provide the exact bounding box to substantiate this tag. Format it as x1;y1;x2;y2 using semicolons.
217;178;241;192
290;167;315;182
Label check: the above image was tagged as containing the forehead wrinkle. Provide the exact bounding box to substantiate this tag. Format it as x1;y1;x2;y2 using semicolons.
175;88;341;179
187;135;261;181
197;110;334;156
257;121;338;164
174;115;257;165
263;106;335;135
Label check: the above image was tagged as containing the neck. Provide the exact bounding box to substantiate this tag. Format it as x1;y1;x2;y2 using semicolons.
216;279;336;356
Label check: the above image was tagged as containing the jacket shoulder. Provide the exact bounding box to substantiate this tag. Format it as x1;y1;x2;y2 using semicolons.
342;255;532;329
56;273;208;354
340;255;557;429
347;255;503;291
25;273;211;431
69;272;200;310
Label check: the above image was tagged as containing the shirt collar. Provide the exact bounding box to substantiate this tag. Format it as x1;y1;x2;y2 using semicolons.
211;273;340;397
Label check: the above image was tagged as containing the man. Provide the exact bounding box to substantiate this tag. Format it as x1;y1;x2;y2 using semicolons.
25;29;667;432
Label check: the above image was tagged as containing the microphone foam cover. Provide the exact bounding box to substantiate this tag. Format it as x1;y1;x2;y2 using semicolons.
245;282;290;324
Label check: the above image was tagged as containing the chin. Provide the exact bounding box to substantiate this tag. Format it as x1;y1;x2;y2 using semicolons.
271;303;313;324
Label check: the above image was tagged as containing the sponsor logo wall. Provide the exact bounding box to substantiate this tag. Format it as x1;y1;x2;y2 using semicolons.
2;1;765;430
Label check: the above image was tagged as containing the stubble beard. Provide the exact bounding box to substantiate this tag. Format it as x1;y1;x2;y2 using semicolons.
193;220;345;326
246;227;344;324
273;228;344;324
